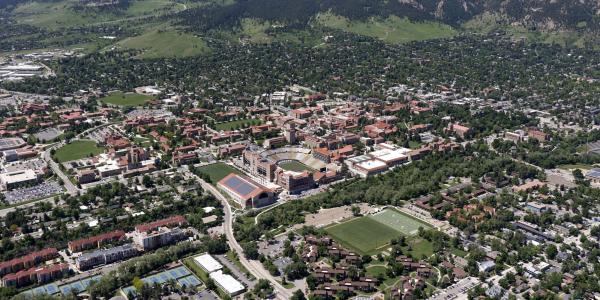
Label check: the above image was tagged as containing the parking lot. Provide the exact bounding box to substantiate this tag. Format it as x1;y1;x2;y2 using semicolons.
3;181;63;204
35;127;63;142
428;277;480;300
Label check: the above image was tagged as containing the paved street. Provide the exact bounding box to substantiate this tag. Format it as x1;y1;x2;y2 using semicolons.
192;172;293;299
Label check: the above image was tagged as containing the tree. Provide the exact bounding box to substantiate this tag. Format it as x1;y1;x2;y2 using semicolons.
253;279;273;298
351;205;361;216
545;244;558;260
243;242;260;259
285;261;309;280
291;289;306;300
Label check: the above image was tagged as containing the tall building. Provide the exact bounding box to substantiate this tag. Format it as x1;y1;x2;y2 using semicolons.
284;122;297;144
132;227;187;251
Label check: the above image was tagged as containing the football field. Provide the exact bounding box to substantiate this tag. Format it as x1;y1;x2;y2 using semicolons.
325;208;433;255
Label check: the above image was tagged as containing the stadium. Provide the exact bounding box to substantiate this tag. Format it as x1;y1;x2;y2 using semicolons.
259;147;327;172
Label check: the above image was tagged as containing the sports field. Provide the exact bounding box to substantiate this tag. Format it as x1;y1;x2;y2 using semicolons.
325;208;433;255
371;209;432;236
278;160;313;172
99;92;154;107
326;217;400;255
196;163;243;183
54;140;104;162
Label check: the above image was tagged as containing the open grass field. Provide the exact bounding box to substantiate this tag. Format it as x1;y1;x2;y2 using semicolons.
278;160;314;172
99;91;154;107
325;208;433;255
326;216;401;255
12;0;180;29
317;13;456;44
371;208;433;236
115;28;209;59
214;119;261;131
197;163;243;183
54;140;104;162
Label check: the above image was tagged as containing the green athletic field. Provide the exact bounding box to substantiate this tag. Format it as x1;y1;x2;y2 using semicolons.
99;91;154;107
196;163;243;183
325;208;433;255
278;160;313;172
371;208;433;236
54;140;104;162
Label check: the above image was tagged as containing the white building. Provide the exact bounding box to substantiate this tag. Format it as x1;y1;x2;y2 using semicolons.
0;169;39;190
209;270;245;296
193;254;223;273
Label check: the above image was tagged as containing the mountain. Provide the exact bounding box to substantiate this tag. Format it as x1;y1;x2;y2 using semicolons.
2;0;600;56
176;0;600;32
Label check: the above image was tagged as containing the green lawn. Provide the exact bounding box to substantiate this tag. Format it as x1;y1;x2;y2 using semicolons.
326;217;400;255
214;119;262;131
405;239;434;259
366;265;388;278
115;28;209;59
54;140;104;162
197;163;243;184
317;13;456;44
99;91;154;107
278;160;313;172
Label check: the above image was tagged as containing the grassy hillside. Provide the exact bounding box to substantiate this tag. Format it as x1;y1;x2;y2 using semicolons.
317;13;457;44
113;27;209;59
12;0;181;29
463;12;588;48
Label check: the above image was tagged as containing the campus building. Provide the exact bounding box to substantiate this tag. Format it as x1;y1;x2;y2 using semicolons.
1;263;69;288
274;169;315;194
76;244;138;271
209;270;245;296
0;248;58;276
217;173;276;208
132;227;187;251
68;230;126;253
0;169;39;190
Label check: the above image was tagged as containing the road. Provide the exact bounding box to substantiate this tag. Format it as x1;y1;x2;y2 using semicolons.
42;147;79;196
41;122;117;196
192;173;293;299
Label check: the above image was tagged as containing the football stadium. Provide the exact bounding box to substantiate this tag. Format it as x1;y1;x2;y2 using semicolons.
261;147;327;171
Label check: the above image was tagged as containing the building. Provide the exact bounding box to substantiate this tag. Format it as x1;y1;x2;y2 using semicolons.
0;248;58;276
135;215;187;233
275;169;315;194
2;148;37;162
0;138;26;151
242;150;277;182
76;244;138;270
263;136;287;149
0;169;39;190
525;202;548;214
447;123;472;139
193;254;223;273
527;128;549;142
352;159;388;178
68;230;126;253
217;173;277;208
585;168;600;184
76;169;98;184
209;270;245;296
1;263;68;288
132;227;187;251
